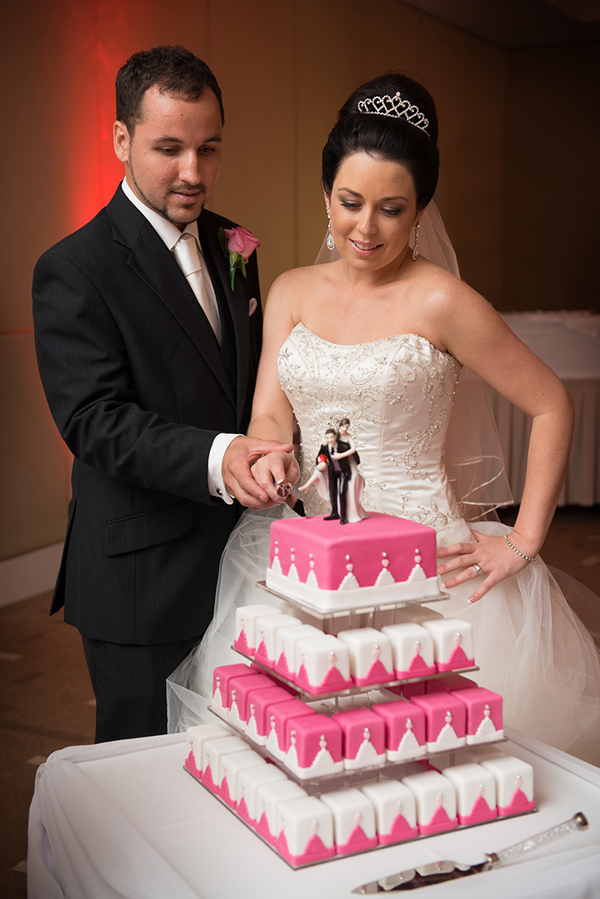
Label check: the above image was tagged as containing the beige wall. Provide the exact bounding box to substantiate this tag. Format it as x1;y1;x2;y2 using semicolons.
1;0;597;561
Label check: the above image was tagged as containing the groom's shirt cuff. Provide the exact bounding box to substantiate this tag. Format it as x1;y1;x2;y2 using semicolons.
208;433;241;504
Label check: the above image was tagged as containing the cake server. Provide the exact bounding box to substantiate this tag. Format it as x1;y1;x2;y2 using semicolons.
352;812;588;892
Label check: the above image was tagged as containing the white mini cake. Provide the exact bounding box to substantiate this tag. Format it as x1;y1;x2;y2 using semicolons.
274;623;322;680
360;779;419;844
402;770;458;834
185;723;232;780
421;618;475;672
219;749;266;809
234;604;283;656
481;755;535;816
441;762;498;825
381;623;436;679
294;633;352;694
336;628;395;686
236;764;288;827
202;735;248;793
320;787;378;855
276;796;335;865
255;779;307;844
253;613;304;670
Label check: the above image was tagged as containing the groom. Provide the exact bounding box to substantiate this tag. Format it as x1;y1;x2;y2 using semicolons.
32;46;295;742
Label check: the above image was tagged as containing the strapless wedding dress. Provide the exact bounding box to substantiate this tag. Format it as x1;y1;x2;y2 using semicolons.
168;324;600;764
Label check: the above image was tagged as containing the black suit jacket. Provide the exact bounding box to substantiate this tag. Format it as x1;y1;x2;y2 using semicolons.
318;441;352;477
33;186;262;644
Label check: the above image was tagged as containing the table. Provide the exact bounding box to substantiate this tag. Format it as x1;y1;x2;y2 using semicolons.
491;311;600;505
28;729;600;899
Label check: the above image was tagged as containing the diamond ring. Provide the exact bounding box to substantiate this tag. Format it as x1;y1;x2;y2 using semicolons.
472;563;484;577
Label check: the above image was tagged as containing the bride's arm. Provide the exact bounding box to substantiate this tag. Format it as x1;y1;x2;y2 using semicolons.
431;277;574;602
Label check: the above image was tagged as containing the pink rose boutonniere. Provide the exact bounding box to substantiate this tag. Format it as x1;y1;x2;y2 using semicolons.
218;226;261;290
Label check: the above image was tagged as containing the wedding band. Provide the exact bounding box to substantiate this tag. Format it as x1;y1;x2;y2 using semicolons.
472;563;484;577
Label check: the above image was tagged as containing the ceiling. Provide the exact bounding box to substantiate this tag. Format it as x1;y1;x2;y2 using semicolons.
399;0;600;47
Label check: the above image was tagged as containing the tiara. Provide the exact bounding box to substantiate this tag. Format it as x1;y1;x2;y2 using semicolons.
357;92;430;135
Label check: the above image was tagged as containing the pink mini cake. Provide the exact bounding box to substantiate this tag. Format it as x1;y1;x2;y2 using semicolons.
410;693;467;752
236;764;288;827
284;714;344;778
219;749;266;809
274;623;322;681
228;673;276;730
294;633;352;694
245;685;296;746
320;788;378;855
453;687;503;744
336;628;395;686
255;779;307;844
266;513;440;612
276;796;336;865
381;623;436;679
481;756;535;816
212;663;257;720
201;735;248;793
234;604;283;656
371;700;427;762
185;723;232;780
426;674;478;694
360;779;419;844
441;762;498;825
401;770;458;835
331;708;386;770
253;613;304;669
421;618;475;672
265;699;317;759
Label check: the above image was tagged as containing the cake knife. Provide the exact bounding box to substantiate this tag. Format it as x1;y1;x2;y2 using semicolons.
352;812;588;892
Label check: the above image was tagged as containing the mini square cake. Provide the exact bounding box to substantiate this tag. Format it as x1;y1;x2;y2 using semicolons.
245;685;295;746
212;663;257;720
371;700;426;762
201;735;248;792
453;687;503;744
410;693;466;752
253;613;304;669
235;604;283;656
401;770;458;835
255;779;307;844
276;796;335;865
274;623;322;681
360;779;419;844
481;755;535;816
266;513;440;612
294;633;352;694
320;787;378;855
228;673;276;730
442;762;497;825
381;623;436;679
336;628;395;686
421;618;475;672
284;714;343;778
331;708;386;770
219;749;266;809
185;723;232;779
265;699;317;759
236;764;288;827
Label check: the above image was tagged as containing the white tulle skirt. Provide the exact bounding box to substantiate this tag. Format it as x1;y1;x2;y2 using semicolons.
167;507;600;766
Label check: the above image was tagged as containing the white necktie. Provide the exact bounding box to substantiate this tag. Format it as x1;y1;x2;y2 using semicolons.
173;233;221;344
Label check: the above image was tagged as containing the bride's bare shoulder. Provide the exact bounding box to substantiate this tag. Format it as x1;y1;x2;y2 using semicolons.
270;263;335;292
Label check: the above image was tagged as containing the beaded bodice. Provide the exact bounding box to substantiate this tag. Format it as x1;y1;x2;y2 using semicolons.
278;323;463;533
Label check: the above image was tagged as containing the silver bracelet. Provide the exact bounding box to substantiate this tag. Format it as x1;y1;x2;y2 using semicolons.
504;534;536;562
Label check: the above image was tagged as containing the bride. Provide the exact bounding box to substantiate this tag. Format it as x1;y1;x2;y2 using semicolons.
168;73;600;764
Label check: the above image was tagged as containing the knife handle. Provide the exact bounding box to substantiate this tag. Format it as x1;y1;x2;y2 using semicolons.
486;812;588;868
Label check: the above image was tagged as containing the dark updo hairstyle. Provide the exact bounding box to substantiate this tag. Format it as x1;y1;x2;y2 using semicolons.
322;73;439;211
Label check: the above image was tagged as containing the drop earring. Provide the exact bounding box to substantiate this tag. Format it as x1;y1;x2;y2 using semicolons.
326;207;335;251
412;218;421;260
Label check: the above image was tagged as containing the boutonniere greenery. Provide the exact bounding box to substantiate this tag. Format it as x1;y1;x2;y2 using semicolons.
218;226;261;290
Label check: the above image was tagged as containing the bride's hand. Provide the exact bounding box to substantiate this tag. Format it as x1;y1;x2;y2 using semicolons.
436;530;536;603
250;451;300;504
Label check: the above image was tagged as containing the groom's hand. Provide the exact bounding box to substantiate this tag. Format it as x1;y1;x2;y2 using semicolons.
251;451;300;505
222;437;294;509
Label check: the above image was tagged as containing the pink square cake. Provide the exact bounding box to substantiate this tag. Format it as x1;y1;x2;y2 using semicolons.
371;700;427;762
284;714;344;778
453;687;503;744
228;673;276;730
331;708;386;770
410;693;467;752
265;699;317;759
211;663;257;719
245;685;295;746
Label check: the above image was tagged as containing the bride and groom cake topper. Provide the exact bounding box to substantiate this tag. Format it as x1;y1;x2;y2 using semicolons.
299;418;368;524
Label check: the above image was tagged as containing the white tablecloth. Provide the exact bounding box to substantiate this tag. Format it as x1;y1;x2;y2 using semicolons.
493;311;600;505
28;729;600;899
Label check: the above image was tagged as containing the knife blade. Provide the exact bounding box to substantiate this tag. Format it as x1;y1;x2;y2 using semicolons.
352;812;588;893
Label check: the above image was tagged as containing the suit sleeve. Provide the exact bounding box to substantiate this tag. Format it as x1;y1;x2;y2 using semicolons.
33;249;223;505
